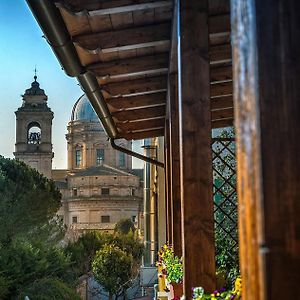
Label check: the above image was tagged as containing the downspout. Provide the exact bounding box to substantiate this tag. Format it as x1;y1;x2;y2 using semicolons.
26;0;165;168
111;139;164;168
143;138;158;266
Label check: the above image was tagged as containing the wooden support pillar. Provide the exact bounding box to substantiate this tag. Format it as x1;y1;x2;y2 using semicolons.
168;73;182;257
164;120;173;244
231;1;300;299
178;0;215;297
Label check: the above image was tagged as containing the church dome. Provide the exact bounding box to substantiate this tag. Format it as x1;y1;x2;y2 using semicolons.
71;95;100;122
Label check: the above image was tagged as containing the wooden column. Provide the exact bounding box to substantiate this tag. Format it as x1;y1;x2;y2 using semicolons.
178;0;215;297
231;1;300;299
164;120;173;244
168;73;182;257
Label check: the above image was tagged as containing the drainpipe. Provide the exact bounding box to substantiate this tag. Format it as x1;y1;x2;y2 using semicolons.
143;138;158;266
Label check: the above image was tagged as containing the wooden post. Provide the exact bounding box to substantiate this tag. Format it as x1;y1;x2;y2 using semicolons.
178;0;215;297
168;73;182;257
164;120;173;244
231;1;300;299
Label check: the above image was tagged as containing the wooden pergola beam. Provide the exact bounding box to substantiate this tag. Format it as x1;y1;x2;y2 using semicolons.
210;65;232;82
56;0;172;14
210;44;231;62
211;95;233;110
178;0;215;297
102;76;167;96
87;53;169;77
211;80;233;97
116;118;165;132
121;128;164;140
209;14;230;34
73;22;171;52
106;92;167;109
112;105;166;121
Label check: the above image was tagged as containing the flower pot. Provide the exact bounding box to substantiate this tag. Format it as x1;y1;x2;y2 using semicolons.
169;282;183;300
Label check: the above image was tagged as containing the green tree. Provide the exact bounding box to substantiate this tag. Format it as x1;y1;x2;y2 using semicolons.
65;231;144;278
0;157;79;299
18;278;81;300
114;218;136;234
92;244;134;300
0;157;61;245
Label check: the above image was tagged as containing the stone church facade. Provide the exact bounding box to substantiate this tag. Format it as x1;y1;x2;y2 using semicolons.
15;78;142;233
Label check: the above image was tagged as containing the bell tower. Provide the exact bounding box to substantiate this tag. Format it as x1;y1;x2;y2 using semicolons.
14;74;54;178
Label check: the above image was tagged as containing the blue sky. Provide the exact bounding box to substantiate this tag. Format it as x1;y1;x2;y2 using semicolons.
0;1;143;169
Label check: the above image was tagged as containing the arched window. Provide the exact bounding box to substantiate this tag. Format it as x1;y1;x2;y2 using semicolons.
27;122;41;144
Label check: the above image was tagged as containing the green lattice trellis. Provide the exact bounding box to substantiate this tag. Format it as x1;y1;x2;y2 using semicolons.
212;135;239;277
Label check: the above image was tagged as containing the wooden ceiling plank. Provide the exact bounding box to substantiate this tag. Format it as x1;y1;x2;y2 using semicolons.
56;1;173;16
101;76;167;96
116;118;165;131
211;107;234;120
209;0;230;16
87;53;169;77
210;80;233;97
73;22;171;52
211;118;233;129
211;95;233;110
210;65;232;82
209;14;230;34
210;43;231;62
112;105;166;121
120;128;165;140
106;92;167;109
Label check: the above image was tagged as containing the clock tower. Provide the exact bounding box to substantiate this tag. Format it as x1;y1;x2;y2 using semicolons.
14;75;54;178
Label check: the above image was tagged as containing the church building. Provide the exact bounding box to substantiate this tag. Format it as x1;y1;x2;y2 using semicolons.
15;77;143;233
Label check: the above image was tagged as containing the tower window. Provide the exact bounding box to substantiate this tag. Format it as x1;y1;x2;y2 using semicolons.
101;188;110;195
96;149;105;165
27;122;41;144
101;215;110;223
72;216;78;224
131;188;135;196
119;152;126;168
75;149;81;167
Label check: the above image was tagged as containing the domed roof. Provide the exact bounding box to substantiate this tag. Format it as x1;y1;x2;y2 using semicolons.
71;95;100;122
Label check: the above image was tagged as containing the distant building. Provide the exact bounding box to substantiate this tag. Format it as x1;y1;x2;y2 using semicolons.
15;78;143;234
14;75;53;178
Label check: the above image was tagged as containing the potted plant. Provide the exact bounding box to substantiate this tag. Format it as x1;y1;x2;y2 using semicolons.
157;244;183;299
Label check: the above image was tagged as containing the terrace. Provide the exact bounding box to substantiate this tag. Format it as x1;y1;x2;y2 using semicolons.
26;0;300;299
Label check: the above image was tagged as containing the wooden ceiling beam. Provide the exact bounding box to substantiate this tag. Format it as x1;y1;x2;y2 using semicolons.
120;128;165;140
211;95;233;110
211;107;234;120
56;0;172;14
112;105;166;121
211;80;233;97
116;118;165;132
106;92;167;109
101;76;167;96
87;53;169;77
212;118;234;129
73;22;171;53
209;14;230;34
210;43;231;62
210;65;232;82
